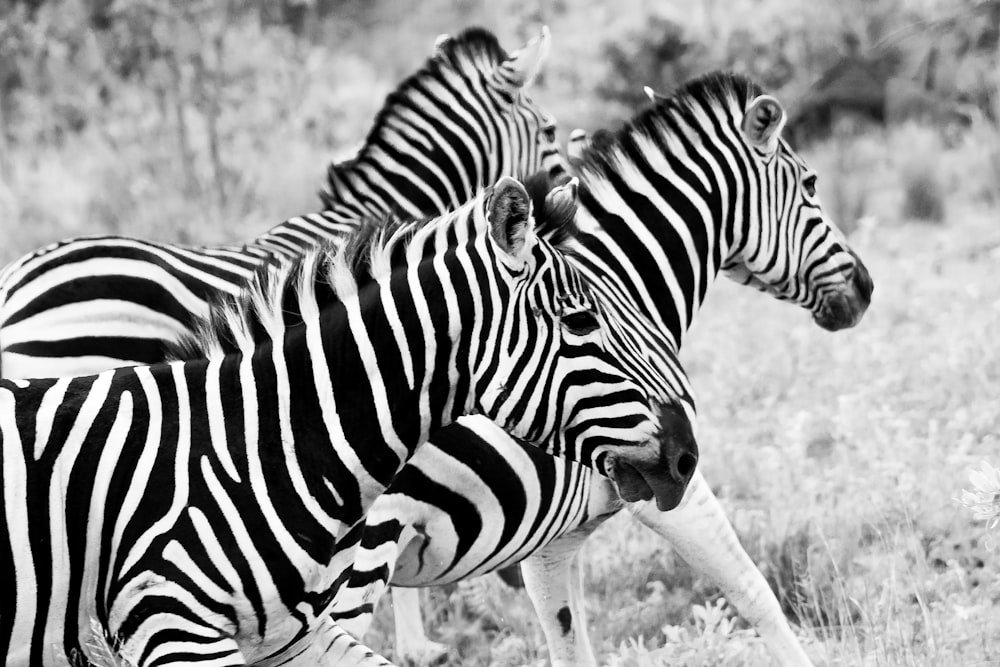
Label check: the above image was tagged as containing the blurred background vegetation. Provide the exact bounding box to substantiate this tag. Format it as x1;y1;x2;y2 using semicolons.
1;0;998;257
3;1;1000;665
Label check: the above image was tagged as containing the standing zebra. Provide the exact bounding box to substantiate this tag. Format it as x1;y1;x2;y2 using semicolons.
175;73;872;665
0;26;563;379
0;177;698;666
317;72;870;666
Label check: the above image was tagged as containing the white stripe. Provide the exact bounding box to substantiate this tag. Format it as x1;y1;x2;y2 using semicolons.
118;364;191;576
76;389;135;653
44;370;115;662
0;385;37;663
34;377;72;459
205;357;241;482
239;355;314;568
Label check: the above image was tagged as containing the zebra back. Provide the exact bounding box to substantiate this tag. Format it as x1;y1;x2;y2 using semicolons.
0;26;567;379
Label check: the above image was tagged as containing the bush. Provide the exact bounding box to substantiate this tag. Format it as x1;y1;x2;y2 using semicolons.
901;167;946;222
893;123;947;223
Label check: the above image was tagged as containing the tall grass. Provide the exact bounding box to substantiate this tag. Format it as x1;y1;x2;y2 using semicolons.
0;23;387;266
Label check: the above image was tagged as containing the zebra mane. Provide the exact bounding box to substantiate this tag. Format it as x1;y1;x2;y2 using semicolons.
578;71;765;177
166;213;449;362
321;27;508;208
167;178;578;362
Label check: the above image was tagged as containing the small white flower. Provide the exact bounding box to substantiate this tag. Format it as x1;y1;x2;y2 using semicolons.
956;461;1000;549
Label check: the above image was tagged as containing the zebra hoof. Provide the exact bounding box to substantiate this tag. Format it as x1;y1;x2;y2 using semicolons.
398;639;450;667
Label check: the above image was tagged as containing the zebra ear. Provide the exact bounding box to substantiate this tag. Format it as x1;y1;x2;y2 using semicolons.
567;129;589;162
642;85;669;103
489;177;533;260
541;177;579;243
433;33;450;50
545;177;578;215
742;95;786;154
496;26;550;92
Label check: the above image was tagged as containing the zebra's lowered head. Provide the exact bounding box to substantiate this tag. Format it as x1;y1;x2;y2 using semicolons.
475;178;698;511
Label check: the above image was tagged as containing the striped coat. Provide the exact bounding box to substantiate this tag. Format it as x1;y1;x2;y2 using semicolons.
0;177;697;666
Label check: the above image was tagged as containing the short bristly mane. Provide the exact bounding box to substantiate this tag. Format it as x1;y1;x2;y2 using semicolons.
579;71;764;178
167;179;579;363
321;27;509;208
166;215;435;362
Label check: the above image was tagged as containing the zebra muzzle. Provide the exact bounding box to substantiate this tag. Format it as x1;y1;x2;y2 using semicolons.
814;252;873;331
604;407;698;512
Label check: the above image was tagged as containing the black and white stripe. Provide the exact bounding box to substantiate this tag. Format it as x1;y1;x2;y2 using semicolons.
0;177;696;666
0;27;565;379
324;72;872;667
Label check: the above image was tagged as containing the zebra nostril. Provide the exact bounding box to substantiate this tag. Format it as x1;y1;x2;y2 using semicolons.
674;452;697;481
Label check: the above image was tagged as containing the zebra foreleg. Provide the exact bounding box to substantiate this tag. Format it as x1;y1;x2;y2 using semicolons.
312;615;396;666
521;530;598;667
389;587;449;666
627;469;814;667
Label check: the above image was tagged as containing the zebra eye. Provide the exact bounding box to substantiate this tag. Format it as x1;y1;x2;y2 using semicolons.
542;125;557;143
561;309;600;336
803;175;817;198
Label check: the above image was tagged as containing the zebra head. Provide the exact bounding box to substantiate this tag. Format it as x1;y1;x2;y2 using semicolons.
487;26;566;184
476;177;698;511
323;27;566;216
437;26;565;186
717;85;874;331
571;74;873;338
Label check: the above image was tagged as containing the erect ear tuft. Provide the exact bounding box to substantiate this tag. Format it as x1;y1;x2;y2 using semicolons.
542;177;579;243
741;95;786;154
523;172;579;245
489;177;533;258
545;177;578;214
567;128;589;162
642;85;671;104
496;25;550;92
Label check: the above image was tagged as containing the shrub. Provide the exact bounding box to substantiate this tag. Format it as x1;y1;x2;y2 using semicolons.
892;122;947;223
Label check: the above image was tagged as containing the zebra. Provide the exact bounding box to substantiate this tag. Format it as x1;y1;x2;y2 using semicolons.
0;176;699;666
0;26;564;379
315;72;871;666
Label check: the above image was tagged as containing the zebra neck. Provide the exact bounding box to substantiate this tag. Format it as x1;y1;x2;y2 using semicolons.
573;150;741;348
271;282;481;528
324;152;485;222
321;158;397;220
